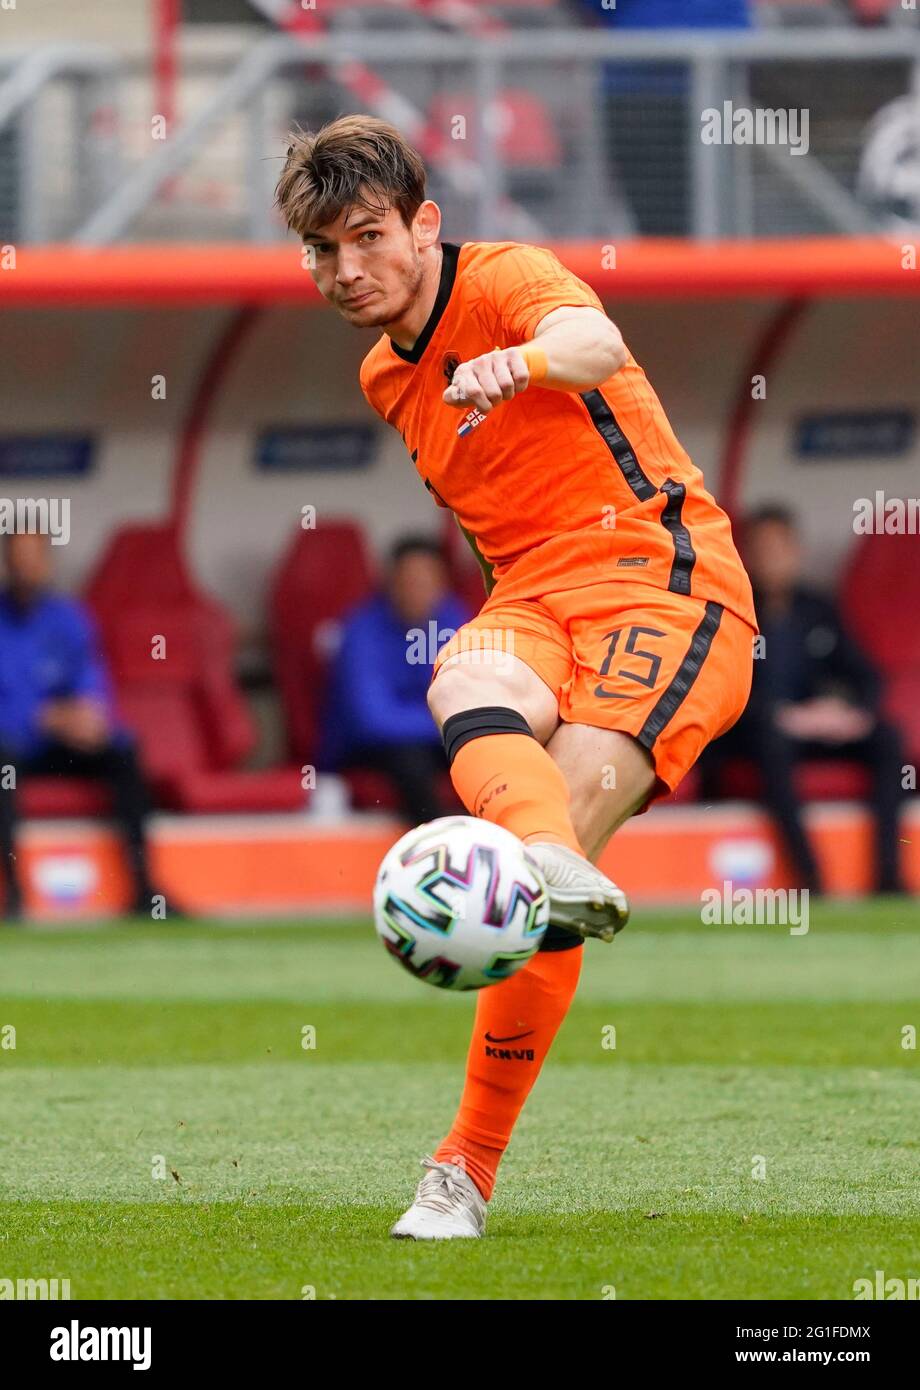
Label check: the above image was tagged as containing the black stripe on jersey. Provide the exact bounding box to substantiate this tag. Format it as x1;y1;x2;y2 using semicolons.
579;389;656;501
581;390;697;596
390;242;462;365
659;478;696;595
636;601;723;750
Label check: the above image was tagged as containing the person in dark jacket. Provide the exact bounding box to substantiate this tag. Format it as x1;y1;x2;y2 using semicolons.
701;505;906;894
0;532;167;921
317;535;471;824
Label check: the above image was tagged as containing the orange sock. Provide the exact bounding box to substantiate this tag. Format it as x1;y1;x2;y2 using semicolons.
434;945;583;1200
448;729;584;856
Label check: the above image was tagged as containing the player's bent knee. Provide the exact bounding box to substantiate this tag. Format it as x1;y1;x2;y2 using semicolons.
428;654;558;743
427;660;510;726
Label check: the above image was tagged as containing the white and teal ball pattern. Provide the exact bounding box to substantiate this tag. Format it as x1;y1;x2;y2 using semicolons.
373;816;549;991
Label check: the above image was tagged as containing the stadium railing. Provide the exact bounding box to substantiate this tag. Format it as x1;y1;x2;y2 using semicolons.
1;26;919;245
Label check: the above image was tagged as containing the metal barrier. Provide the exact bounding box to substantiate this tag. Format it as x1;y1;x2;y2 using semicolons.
0;28;918;245
0;45;121;243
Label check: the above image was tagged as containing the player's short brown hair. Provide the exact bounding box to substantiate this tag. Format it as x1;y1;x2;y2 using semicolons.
275;114;427;239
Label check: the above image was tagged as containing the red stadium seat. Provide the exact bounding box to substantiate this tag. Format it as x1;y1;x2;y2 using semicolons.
878;668;920;771
100;605;255;770
268;520;376;763
842;531;920;671
115;681;304;814
85;524;195;616
115;680;210;789
840;530;920;765
344;766;461;818
168;767;306;815
709;535;918;808
337;767;403;813
20;779;111;819
78;526;304;815
721;759;871;803
660;768;700;805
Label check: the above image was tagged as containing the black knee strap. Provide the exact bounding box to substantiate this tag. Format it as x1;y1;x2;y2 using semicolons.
441;705;534;766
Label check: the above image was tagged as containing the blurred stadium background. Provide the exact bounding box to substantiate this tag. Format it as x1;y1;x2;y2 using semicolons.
2;0;919;920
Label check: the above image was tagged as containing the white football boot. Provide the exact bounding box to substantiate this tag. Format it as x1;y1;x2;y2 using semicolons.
526;842;629;944
390;1156;487;1240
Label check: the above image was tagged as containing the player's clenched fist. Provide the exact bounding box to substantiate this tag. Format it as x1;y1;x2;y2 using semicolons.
442;347;533;414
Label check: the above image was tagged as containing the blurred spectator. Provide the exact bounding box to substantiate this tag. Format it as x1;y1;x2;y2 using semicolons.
569;0;752;235
0;533;166;921
701;506;906;895
316;535;469;824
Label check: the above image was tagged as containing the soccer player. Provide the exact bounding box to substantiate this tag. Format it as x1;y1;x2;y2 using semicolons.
275;116;757;1240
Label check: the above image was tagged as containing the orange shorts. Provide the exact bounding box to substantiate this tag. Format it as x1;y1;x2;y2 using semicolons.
431;581;755;805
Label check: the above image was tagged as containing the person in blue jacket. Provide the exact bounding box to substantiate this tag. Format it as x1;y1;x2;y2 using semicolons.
0;532;167;921
318;535;471;823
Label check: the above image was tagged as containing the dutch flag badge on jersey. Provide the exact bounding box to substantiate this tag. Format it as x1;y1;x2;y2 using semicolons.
458;409;487;438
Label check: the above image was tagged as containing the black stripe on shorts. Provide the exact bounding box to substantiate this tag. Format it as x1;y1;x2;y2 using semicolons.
636;601;724;750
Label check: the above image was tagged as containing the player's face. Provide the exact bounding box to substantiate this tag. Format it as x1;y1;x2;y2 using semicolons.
302;195;437;329
744;519;801;596
4;532;52;597
388;551;449;625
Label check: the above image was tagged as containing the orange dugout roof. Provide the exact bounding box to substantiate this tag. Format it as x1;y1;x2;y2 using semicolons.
3;238;918;305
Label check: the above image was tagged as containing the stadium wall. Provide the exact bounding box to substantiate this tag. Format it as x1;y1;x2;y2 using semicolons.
1;293;917;638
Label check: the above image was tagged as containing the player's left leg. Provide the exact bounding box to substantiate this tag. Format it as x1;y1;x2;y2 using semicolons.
391;941;584;1239
399;731;657;1236
543;724;657;863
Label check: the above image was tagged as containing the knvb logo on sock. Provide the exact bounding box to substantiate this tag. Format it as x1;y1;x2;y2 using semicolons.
484;1030;535;1062
700;880;809;935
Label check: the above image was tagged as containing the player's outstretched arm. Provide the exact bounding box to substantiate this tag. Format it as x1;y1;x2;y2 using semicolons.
526;305;627;391
443;306;626;415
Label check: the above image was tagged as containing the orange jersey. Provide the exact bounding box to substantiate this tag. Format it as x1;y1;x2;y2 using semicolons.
359;240;756;630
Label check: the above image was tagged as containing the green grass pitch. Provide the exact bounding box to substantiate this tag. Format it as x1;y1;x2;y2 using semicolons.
1;900;918;1300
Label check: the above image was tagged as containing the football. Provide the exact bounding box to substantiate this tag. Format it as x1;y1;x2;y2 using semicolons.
373;816;550;990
